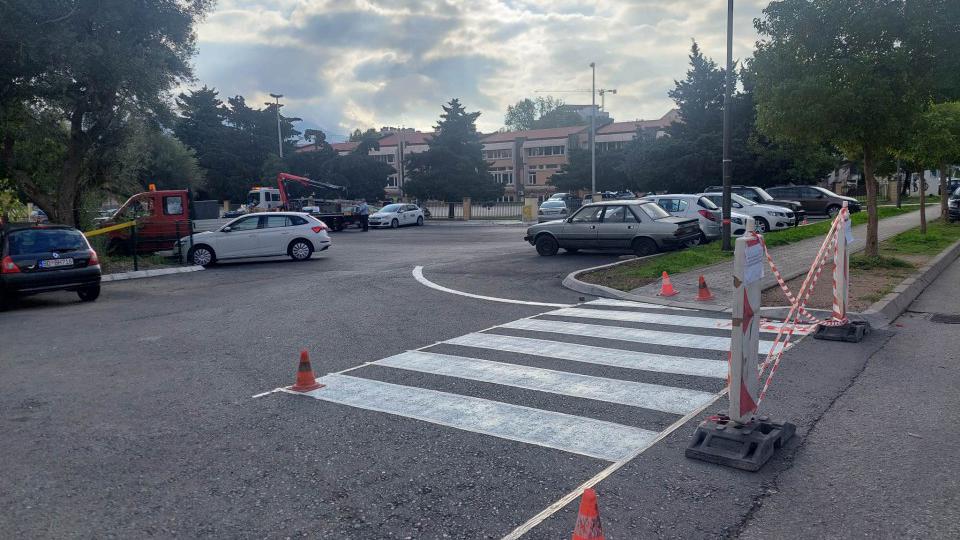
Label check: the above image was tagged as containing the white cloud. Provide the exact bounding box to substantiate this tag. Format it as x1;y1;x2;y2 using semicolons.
191;0;766;139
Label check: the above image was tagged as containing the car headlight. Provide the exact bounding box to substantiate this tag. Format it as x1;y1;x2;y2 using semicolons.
768;211;784;217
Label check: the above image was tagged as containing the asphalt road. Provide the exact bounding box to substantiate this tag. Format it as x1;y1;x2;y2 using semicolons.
1;222;949;538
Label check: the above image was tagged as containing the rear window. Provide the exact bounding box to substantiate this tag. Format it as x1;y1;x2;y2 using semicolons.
697;197;719;210
542;201;566;208
638;202;671;220
6;228;88;255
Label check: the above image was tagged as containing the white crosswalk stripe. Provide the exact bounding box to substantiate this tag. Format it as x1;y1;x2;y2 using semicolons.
373;351;718;415
275;301;803;462
445;333;727;379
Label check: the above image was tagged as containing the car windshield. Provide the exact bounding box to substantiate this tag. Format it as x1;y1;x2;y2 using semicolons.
548;194;566;200
953;187;960;197
6;228;87;255
812;186;836;197
697;196;719;210
731;194;756;206
380;204;403;212
753;188;775;201
637;202;671;220
542;201;566;208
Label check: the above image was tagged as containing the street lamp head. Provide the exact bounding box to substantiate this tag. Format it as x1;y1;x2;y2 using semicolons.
589;62;595;68
269;93;283;99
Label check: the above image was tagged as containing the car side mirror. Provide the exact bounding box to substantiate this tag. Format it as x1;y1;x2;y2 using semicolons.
222;226;232;233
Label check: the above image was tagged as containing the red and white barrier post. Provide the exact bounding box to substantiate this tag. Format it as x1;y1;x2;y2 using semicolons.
729;217;762;424
686;216;796;471
831;201;850;323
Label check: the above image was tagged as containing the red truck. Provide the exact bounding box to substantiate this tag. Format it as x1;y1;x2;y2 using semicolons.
105;189;191;254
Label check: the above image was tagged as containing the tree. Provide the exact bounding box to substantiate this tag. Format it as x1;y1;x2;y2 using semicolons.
405;99;503;201
138;132;205;193
0;0;214;227
752;0;960;257
349;128;379;142
504;96;584;131
895;101;960;230
319;154;395;202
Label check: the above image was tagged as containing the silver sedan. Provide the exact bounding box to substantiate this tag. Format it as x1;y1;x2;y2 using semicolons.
524;201;702;257
537;200;572;222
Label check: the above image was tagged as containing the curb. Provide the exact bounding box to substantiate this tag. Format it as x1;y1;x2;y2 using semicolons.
859;237;960;327
101;265;205;283
561;257;733;313
427;220;530;227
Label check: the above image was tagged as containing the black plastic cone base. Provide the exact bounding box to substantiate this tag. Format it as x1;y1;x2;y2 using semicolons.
813;320;871;343
685;414;796;472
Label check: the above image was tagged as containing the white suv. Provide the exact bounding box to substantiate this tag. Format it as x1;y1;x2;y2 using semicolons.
175;212;331;266
369;203;425;228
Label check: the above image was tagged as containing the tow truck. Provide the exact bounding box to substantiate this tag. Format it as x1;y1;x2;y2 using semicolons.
245;173;355;231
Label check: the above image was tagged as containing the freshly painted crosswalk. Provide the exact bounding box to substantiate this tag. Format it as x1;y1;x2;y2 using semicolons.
291;374;658;461
278;298;805;462
445;333;727;379
374;351;718;415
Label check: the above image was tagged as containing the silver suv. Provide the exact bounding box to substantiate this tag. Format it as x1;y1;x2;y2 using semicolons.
524;201;702;257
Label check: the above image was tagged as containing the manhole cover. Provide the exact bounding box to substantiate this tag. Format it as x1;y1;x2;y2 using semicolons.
930;313;960;324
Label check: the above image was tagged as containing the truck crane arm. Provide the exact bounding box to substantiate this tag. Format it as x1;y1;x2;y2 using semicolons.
275;172;346;206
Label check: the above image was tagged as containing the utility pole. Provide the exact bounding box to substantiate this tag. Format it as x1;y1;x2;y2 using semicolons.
721;0;734;251
590;62;596;196
269;93;284;159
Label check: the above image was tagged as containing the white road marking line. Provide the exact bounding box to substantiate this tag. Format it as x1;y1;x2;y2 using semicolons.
286;374;657;462
373;351;718;415
585;298;693;311
413;266;573;308
547;307;814;335
501;318;786;355
445;333;727;379
500;387;728;540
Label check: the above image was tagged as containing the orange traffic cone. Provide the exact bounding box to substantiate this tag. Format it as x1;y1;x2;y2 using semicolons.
291;350;324;392
572;488;604;540
658;271;678;297
696;275;715;301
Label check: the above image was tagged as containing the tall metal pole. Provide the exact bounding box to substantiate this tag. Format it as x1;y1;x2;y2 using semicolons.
590;62;596;196
270;93;284;159
721;0;734;251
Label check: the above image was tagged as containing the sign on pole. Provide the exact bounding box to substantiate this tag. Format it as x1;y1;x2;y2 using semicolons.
729;219;761;424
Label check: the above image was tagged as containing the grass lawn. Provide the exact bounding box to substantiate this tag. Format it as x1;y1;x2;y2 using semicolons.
87;235;182;275
579;205;919;292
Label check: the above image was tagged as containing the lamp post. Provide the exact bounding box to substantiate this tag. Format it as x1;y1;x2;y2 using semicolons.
590;62;596;197
721;0;734;251
269;93;284;159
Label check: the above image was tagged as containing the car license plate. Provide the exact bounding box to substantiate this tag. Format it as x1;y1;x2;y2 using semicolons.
41;257;74;268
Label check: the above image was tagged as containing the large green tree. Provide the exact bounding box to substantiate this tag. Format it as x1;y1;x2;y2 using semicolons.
405;99;503;201
751;0;960;257
895;101;960;229
0;0;213;227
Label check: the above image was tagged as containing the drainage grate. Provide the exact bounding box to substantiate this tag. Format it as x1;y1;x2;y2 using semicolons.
930;313;960;324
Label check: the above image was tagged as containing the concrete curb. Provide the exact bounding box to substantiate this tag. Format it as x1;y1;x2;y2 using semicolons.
426;220;529;227
859;238;960;327
561;257;733;313
101;265;204;283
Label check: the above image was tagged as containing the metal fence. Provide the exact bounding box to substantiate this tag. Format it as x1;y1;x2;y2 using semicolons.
423;201;464;219
421;201;521;220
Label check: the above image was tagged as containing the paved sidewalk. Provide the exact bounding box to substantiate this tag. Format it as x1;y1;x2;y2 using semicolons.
630;205;939;307
737;255;960;539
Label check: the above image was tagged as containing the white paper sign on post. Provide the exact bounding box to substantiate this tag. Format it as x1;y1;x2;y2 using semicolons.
744;241;765;285
845;217;854;245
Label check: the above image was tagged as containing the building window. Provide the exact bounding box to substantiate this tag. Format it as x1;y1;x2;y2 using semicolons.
373;154;395;164
527;171;537;185
489;166;514;185
525;145;565;157
387;175;398;187
483;149;512;160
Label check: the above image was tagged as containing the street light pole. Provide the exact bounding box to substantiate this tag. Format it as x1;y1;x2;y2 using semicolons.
721;0;734;251
269;93;284;159
590;62;596;197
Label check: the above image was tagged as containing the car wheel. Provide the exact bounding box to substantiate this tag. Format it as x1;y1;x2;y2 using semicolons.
632;237;658;257
187;245;215;267
391;218;399;229
755;217;770;233
826;205;840;218
77;285;100;302
289;239;313;261
417;216;424;226
564;248;580;254
535;235;559;256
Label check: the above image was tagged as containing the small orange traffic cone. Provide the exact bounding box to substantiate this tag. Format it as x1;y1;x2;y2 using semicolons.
658;271;678;297
291;350;324;392
696;275;715;301
572;488;604;540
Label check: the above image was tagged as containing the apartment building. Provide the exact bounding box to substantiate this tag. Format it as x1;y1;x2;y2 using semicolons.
294;109;677;201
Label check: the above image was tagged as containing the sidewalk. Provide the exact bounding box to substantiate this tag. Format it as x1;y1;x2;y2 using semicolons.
630;205;940;307
737;255;960;539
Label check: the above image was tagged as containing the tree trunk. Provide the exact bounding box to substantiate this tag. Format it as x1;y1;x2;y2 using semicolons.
940;162;949;220
918;169;927;235
863;145;879;257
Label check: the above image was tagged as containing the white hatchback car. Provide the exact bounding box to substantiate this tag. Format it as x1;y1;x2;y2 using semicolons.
175;212;331;266
700;192;796;233
369;203;425;228
643;194;751;243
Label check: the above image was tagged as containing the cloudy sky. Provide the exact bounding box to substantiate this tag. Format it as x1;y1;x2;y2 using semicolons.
191;0;768;141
